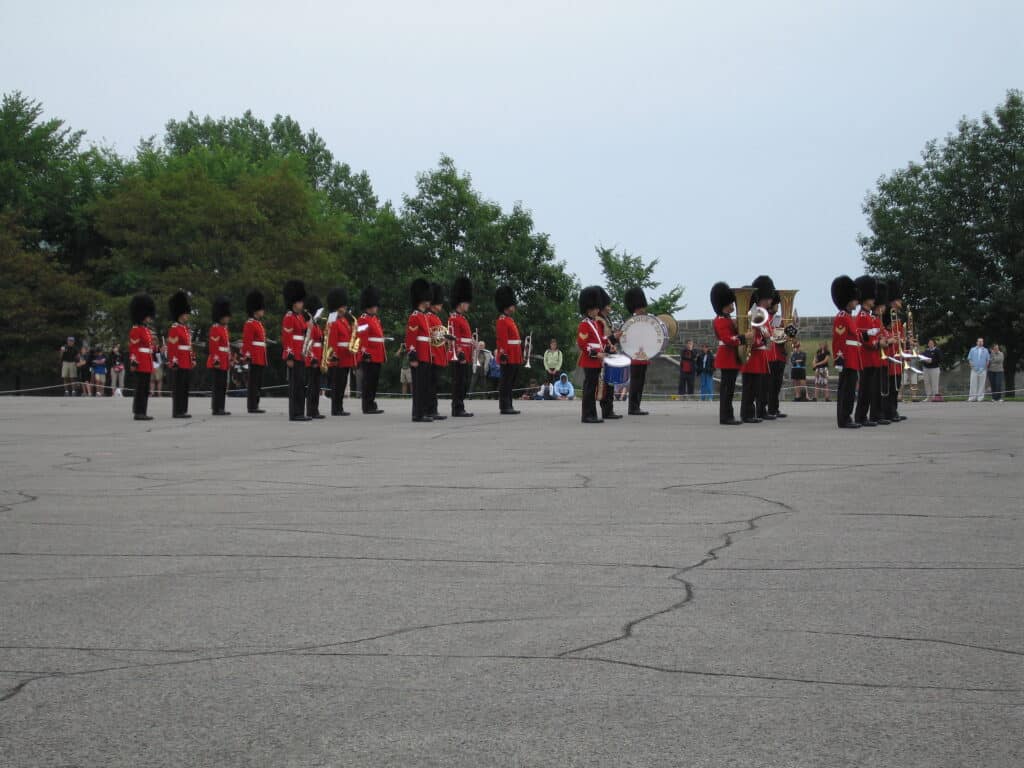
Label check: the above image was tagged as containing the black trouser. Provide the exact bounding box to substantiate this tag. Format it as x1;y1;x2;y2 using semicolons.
287;362;305;419
740;372;768;420
628;364;647;412
211;368;227;413
719;368;738;423
330;367;350;415
411;362;431;419
306;366;322;417
361;361;381;412
451;362;469;414
768;360;784;414
499;364;519;411
837;368;859;426
678;371;695;396
171;367;190;416
428;364;442;416
247;364;263;412
132;371;151;416
883;373;901;419
582;366;601;420
855;366;879;423
600;369;617;416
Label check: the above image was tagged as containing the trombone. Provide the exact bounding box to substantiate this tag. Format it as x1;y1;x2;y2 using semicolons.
471;328;481;373
523;333;533;369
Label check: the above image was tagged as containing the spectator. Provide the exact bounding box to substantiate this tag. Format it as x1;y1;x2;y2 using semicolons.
59;336;79;396
485;349;502;399
922;339;942;401
230;349;247;392
543;339;563;384
91;347;108;396
109;344;125;396
988;344;1005;402
967;337;990;402
151;341;165;398
77;345;93;397
812;342;830;402
695;343;715;401
521;378;540;400
790;341;808;401
678;340;696;397
553;372;575;400
533;381;555;400
399;343;412;396
470;341;494;399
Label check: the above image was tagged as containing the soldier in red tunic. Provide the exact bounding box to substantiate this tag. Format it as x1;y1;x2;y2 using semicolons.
426;283;448;421
281;279;309;421
831;275;862;428
303;294;325;419
448;276;475;418
596;288;622;420
766;291;788;419
883;278;907;422
325;287;356;416
577;286;606;423
128;294;156;421
739;275;775;423
494;286;522;415
406;278;434;422
241;290;267;414
853;275;882;427
623;287;651;416
356;285;386;415
870;281;892;426
710;282;743;425
207;296;232;416
166;291;194;419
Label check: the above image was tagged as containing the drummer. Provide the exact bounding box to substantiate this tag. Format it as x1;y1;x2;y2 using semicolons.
577;286;607;424
597;288;623;420
623;287;651;415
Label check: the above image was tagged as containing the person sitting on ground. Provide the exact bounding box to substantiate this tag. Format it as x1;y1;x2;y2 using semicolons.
521;378;540;400
553;372;575;400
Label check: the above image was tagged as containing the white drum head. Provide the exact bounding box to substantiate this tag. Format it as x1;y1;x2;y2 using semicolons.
619;315;668;361
603;353;632;368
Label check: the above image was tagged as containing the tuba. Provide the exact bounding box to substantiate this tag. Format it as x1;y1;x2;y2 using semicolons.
732;286;758;365
771;289;800;345
347;311;361;356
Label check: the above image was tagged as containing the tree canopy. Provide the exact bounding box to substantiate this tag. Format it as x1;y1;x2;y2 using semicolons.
596;245;686;317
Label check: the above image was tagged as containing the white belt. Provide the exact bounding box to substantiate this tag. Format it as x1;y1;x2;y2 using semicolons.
358;324;369;332
753;345;768;351
292;334;304;341
587;343;601;349
138;347;152;353
507;339;521;345
218;346;229;352
312;343;322;349
368;337;385;343
846;340;861;347
416;336;430;342
459;337;473;343
178;345;192;351
251;341;266;347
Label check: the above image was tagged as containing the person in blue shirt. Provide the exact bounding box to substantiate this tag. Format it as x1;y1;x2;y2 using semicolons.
967;338;990;402
553;372;575;400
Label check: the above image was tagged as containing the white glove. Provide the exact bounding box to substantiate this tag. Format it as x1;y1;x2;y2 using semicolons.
867;328;880;337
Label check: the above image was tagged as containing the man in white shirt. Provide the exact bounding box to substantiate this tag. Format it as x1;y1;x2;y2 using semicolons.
966;338;990;402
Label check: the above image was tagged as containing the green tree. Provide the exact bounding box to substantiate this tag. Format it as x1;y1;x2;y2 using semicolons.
595;245;685;316
860;90;1024;393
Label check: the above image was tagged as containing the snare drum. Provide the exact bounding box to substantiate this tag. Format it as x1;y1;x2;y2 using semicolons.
603;353;632;368
619;315;669;361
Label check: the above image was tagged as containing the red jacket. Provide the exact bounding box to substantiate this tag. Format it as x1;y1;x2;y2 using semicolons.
358;313;386;364
449;311;473;364
713;315;742;370
206;324;230;370
327;315;357;368
128;325;154;374
857;311;882;367
833;311;862;371
577;318;604;369
740;322;770;375
405;310;432;363
167;323;194;369
304;321;323;368
495;314;522;364
282;311;307;361
428;312;447;366
242;318;267;366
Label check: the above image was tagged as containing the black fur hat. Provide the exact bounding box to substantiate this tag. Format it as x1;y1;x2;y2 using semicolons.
360;285;381;311
245;289;265;316
430;282;445;307
710;282;736;315
886;277;902;303
326;287;349;311
130;294;156;325
211;296;231;322
495;285;516;311
283;280;306;308
168;290;191;320
854;275;877;303
578;286;603;315
624;287;648;314
410;278;432;308
875;280;888;306
451;276;473;306
831;275;858;310
305;294;322;314
751;275;775;303
597;287;611;309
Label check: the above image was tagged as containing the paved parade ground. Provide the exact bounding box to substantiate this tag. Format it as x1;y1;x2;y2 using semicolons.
0;396;1021;767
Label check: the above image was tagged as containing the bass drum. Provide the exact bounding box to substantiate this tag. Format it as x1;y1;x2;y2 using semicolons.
619;314;669;361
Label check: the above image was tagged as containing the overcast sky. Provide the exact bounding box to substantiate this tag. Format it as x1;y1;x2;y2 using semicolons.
3;0;1021;317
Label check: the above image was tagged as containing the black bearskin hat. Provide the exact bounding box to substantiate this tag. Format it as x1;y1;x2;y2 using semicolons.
130;294;155;325
305;294;322;314
751;275;775;303
410;278;432;308
211;296;231;322
597;287;612;309
886;277;902;303
430;282;445;307
710;282;736;315
854;275;876;303
831;275;858;311
283;280;306;308
495;285;516;311
624;287;648;314
578;286;603;315
326;287;348;311
360;285;381;311
451;276;473;306
875;280;888;307
245;289;265;316
168;290;191;320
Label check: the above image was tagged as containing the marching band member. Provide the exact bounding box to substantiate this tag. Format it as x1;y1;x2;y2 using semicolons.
884;278;907;422
853;275;883;427
767;290;787;419
831;275;862;429
739;275;775;423
303;294;326;420
710;282;743;425
281;279;309;421
427;283;447;421
624;287;650;416
207;296;232;416
597;287;622;420
448;276;475;417
128;294;156;421
357;285;386;415
406;278;434;422
241;290;267;414
167;291;194;419
577;286;605;424
325;287;356;416
494;285;522;415
871;281;891;425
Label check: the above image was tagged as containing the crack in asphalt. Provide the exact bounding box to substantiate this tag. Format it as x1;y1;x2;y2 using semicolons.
771;629;1024;657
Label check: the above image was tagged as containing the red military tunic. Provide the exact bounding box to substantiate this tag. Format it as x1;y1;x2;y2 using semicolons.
428;312;447;367
358;313;386;363
128;325;155;374
713;315;742;370
405;310;432;363
242;317;267;366
832;311;862;371
167;323;194;369
282;311;307;361
857;311;882;368
740;321;770;375
304;320;323;368
206;324;230;370
495;314;522;364
576;317;604;369
770;316;786;363
449;311;474;364
327;315;357;369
